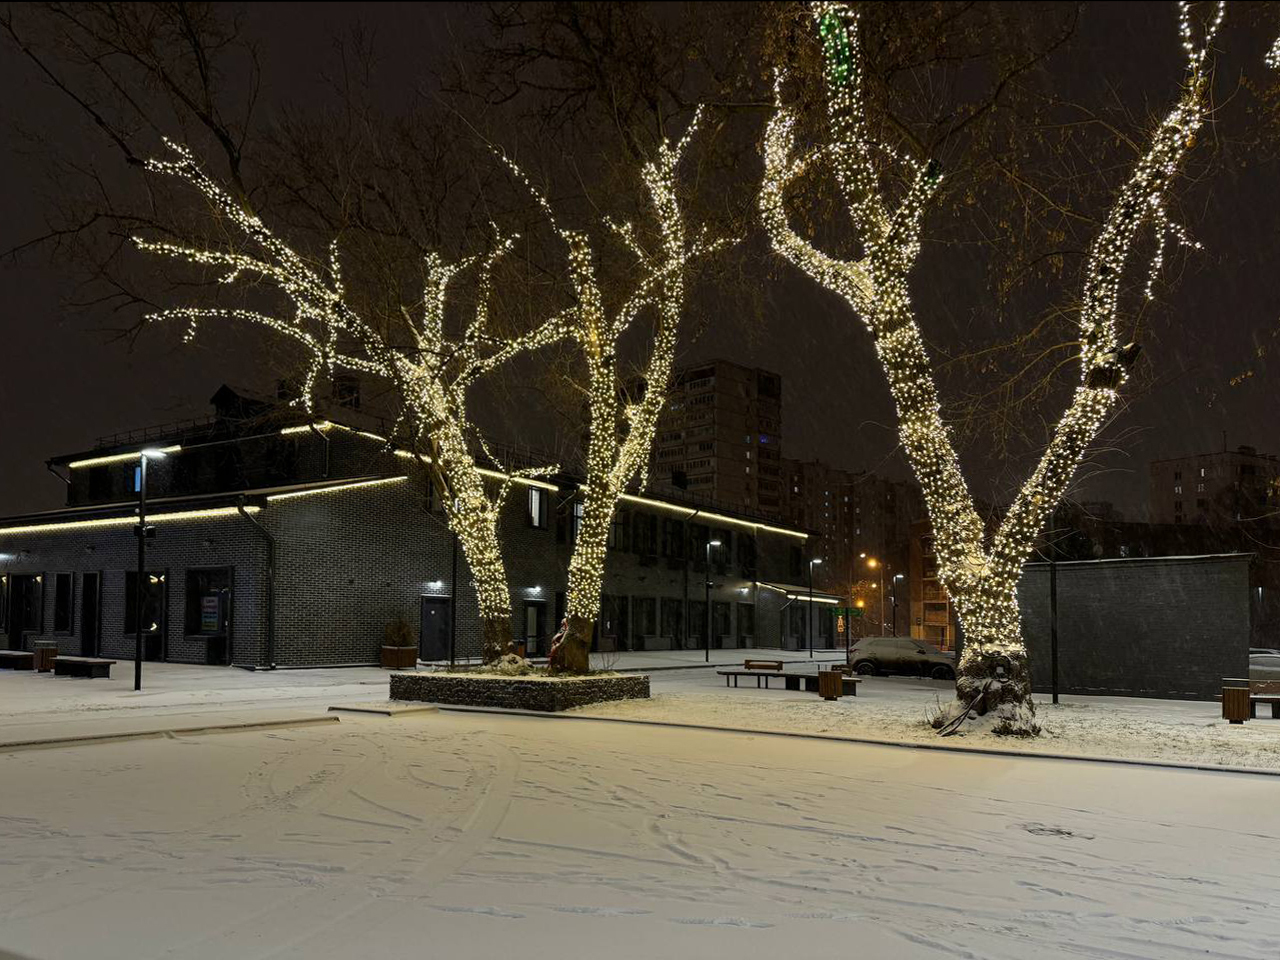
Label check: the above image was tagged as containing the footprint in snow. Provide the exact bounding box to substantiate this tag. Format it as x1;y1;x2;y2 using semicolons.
1021;822;1095;840
671;917;775;928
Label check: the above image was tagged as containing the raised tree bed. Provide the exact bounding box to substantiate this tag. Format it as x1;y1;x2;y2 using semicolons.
390;672;650;712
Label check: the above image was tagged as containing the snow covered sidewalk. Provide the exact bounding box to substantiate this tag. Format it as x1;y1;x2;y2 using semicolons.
570;671;1280;773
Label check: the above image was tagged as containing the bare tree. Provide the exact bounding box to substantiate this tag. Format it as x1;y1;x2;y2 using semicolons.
761;0;1222;734
134;141;570;662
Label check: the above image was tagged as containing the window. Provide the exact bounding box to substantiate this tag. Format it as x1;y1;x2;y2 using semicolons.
634;597;657;636
688;600;707;642
1196;482;1205;492
0;574;7;632
713;601;731;640
632;514;658;555
608;510;630;551
124;570;166;635
1174;485;1182;494
523;601;546;643
132;464;142;493
16;575;42;633
736;602;755;642
571;501;584;542
1200;467;1206;477
662;518;685;558
1174;470;1182;480
53;573;73;633
661;597;684;640
185;568;231;636
527;487;548;529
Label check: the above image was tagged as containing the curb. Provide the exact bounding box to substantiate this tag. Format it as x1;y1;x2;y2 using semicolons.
432;705;1280;778
0;714;340;753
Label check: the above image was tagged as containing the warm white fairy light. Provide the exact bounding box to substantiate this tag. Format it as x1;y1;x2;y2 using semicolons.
1268;35;1280;69
134;142;569;659
496;113;726;666
761;1;1220;731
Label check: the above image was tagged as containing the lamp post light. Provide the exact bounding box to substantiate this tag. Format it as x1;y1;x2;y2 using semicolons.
705;539;721;663
808;558;822;658
891;573;904;637
134;448;168;691
865;556;885;634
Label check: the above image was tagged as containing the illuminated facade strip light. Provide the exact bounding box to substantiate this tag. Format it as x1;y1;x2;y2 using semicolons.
0;505;258;536
67;445;182;469
618;493;809;540
785;593;840;604
266;476;408;501
477;468;559;491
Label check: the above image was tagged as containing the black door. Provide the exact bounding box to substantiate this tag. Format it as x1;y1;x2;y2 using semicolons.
420;597;451;662
81;573;101;657
5;576;21;650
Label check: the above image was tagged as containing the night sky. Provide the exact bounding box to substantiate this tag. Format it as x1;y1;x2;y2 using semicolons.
2;2;1276;520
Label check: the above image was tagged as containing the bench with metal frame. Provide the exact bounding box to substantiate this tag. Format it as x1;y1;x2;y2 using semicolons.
716;668;861;696
1221;678;1280;723
0;650;35;670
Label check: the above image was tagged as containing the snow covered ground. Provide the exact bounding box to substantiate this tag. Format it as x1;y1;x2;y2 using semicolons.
572;668;1280;772
1;708;1278;960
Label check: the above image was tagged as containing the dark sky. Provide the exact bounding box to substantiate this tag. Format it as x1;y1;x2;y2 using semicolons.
2;2;1276;520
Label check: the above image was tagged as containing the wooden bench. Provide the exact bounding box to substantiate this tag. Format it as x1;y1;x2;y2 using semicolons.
1221;679;1280;723
744;659;783;672
717;669;861;696
0;650;35;670
53;656;116;679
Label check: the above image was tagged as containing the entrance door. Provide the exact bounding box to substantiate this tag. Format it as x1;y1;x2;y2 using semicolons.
81;573;101;657
8;575;38;650
420;596;451;662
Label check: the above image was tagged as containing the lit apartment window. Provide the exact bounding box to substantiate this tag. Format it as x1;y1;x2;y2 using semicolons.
1200;467;1206;477
1174;485;1182;494
1197;482;1205;492
527;487;547;529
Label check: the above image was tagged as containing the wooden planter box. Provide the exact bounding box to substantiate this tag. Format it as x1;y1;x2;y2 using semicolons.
390;672;650;712
381;646;418;670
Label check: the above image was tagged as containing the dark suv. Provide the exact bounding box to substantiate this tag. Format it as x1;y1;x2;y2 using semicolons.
849;637;955;680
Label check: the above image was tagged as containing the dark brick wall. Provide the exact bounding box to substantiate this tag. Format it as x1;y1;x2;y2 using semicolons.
0;514;267;665
1017;554;1251;701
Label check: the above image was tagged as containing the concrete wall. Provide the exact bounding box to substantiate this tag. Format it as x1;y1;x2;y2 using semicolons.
1017;554;1251;701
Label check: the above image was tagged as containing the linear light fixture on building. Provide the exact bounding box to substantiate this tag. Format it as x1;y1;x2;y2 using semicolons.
265;476;409;501
785;593;840;604
67;445;182;469
279;422;433;464
618;493;809;541
0;505;259;536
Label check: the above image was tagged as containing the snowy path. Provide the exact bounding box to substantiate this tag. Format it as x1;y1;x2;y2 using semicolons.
1;711;1277;960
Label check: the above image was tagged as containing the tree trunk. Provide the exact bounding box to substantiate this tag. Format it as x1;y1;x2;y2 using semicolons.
549;614;593;675
481;616;514;665
934;589;1039;736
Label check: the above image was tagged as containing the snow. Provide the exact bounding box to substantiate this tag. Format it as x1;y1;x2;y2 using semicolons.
0;707;1278;960
574;670;1280;772
1;660;1279;959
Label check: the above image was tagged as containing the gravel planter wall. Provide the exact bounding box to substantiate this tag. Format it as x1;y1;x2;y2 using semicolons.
390;673;650;712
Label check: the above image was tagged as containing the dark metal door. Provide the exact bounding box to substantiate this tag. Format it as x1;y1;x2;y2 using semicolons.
419;597;450;662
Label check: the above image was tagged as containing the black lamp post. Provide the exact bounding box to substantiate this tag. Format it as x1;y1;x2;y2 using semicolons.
133;449;166;691
891;574;904;637
704;539;720;663
808;558;822;657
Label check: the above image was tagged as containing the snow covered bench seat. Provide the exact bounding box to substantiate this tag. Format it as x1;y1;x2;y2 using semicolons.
0;651;35;670
53;656;116;679
744;659;784;672
717;669;860;696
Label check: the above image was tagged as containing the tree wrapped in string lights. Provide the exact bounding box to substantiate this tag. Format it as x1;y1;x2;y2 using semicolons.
761;1;1222;733
501;115;725;673
135;142;569;663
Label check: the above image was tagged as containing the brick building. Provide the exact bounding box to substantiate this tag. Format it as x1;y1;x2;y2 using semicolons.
0;387;837;668
649;360;784;517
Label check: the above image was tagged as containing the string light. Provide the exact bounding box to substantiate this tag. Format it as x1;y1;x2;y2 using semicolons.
498;113;727;668
761;1;1220;733
134;142;569;661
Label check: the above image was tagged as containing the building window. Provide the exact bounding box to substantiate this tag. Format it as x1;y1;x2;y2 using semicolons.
571;501;584;542
124;570;167;635
1173;470;1182;480
1199;467;1206;477
1196;482;1205;492
661;597;683;641
634;597;657;637
132;464;142;493
1173;485;1182;494
608;510;630;551
662;518;684;558
527;487;548;529
53;573;73;633
15;575;43;633
185;568;231;636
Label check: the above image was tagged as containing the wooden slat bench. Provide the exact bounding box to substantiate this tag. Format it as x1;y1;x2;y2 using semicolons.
744;659;784;672
717;669;861;696
1221;678;1280;723
53;656;116;679
0;650;35;670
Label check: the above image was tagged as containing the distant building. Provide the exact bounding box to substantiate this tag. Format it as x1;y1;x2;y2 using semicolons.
1149;444;1279;525
649;359;784;517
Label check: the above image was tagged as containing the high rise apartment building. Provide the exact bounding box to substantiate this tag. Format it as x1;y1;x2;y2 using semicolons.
1149;445;1278;525
649;360;784;516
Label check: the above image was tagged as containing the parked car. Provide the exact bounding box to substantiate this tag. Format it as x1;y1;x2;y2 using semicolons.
1250;653;1280;682
849;636;956;680
1249;648;1280;656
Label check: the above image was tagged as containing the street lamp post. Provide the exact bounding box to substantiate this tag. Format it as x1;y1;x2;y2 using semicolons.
891;574;904;637
865;556;885;634
133;449;167;691
808;558;822;658
705;539;720;663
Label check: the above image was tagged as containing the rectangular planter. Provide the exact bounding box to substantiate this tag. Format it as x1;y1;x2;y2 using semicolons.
390;672;650;712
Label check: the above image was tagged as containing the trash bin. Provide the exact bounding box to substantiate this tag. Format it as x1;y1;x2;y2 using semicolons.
33;640;58;673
